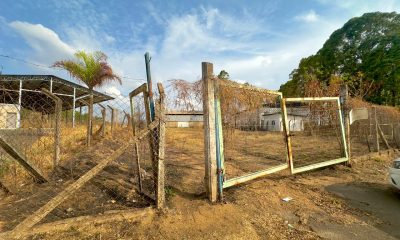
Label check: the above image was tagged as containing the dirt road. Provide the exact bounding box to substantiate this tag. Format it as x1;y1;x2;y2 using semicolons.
326;182;400;239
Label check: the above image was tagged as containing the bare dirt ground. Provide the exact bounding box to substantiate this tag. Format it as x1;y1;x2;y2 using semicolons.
1;128;399;240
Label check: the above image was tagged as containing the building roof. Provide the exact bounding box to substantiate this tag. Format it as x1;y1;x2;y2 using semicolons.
0;75;114;113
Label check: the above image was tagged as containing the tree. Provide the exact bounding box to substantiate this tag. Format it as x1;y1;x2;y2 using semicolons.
283;12;400;106
53;51;121;146
218;70;230;80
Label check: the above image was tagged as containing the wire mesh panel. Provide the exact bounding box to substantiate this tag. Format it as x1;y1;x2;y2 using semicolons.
0;80;165;237
346;99;400;157
0;80;57;191
163;81;206;195
131;91;156;198
216;79;288;188
283;97;348;174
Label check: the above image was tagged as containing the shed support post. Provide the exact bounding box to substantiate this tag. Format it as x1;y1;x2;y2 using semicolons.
17;80;22;128
202;62;218;202
79;106;82;124
41;88;61;168
72;87;76;128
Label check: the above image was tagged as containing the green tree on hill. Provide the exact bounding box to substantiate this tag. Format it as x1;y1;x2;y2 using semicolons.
280;12;400;106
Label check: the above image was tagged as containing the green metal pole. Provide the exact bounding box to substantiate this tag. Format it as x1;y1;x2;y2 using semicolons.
145;52;155;121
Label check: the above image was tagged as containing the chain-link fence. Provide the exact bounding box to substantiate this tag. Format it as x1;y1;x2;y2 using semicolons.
349;98;400;157
162;81;206;195
217;79;287;185
0;79;57;191
0;77;165;237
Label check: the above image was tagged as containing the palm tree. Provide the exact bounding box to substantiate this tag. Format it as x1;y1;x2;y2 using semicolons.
53;51;121;146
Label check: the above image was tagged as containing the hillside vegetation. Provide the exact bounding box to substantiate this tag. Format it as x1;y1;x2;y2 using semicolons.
280;12;400;106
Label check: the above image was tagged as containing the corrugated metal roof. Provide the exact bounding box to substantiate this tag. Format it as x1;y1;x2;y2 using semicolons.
0;75;114;112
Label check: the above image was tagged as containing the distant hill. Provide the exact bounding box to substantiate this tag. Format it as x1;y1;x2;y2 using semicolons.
280;12;400;106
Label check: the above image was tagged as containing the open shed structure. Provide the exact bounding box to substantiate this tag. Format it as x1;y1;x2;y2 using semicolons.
0;75;114;128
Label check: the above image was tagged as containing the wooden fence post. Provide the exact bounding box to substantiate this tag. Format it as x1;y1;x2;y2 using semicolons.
156;82;166;209
41;88;61;168
129;83;148;194
108;105;115;136
98;103;106;137
374;107;380;152
202;62;218;202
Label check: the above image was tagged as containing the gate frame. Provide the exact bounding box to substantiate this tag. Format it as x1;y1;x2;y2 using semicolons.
218;80;288;189
202;62;288;202
283;97;349;174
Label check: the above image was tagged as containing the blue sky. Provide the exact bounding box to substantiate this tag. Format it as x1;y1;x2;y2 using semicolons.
1;0;400;95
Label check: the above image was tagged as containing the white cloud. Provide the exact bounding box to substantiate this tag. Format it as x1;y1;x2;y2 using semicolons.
11;2;399;95
295;10;319;23
9;21;75;64
104;86;121;96
104;34;116;44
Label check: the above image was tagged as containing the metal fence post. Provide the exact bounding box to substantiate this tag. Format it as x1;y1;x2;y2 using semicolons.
214;77;224;201
340;84;351;164
281;98;293;173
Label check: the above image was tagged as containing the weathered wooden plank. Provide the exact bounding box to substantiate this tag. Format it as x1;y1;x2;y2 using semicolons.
129;80;148;196
129;83;147;98
156;82;166;209
143;90;158;193
202;62;218;202
0;137;47;183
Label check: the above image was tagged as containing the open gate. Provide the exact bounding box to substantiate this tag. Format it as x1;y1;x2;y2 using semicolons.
201;62;349;202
